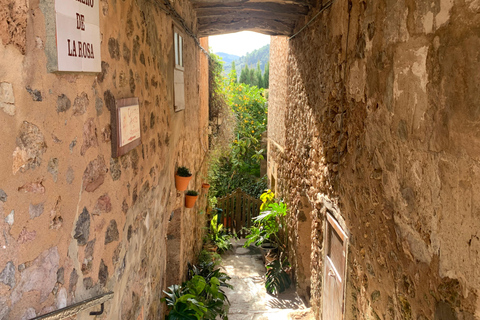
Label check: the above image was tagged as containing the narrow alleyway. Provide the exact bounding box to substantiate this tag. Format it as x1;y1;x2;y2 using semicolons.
221;239;314;320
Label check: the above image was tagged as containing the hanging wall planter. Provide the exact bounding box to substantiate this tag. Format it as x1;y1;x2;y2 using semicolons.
175;166;192;191
185;190;199;208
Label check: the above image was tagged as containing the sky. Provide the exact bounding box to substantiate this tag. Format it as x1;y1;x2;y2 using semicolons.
208;31;271;57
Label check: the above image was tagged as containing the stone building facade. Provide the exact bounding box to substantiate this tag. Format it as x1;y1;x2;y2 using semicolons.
0;0;209;318
269;1;480;319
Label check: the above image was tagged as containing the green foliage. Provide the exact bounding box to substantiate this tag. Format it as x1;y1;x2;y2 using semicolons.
243;190;291;295
229;61;237;83
207;215;232;253
198;249;222;266
186;190;198;196
162;284;207;320
238;63;269;89
177;166;192;177
163;260;232;320
188;261;233;292
209;53;229;123
207;59;268;199
265;258;292;295
223;44;270;82
263;62;269;89
244;190;287;247
209;161;268;199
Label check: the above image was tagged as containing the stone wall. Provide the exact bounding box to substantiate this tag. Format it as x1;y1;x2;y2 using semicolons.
268;36;288;149
0;0;209;318
270;0;480;319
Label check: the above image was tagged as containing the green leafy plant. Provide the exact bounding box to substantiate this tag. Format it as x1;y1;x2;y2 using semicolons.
162;284;207;320
188;261;233;293
243;190;292;295
207;54;268;200
208;215;232;253
198;249;222;266
265;258;292;295
189;261;233;319
177;166;192;177
186;190;198;196
244;190;287;248
163;269;232;320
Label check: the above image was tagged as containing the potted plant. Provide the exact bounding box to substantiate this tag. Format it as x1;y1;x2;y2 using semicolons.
175;166;192;191
243;190;291;295
185;190;199;208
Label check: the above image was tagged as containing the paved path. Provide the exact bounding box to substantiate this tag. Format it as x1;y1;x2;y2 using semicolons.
220;239;314;320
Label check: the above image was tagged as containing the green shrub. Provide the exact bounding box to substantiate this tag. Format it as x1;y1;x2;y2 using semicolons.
208;215;233;253
243;190;292;295
198;249;221;266
186;190;198;196
244;190;287;248
177;166;192;177
265;258;291;295
207;58;268;200
163;261;232;320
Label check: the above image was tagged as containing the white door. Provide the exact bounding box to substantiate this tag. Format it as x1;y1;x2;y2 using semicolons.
322;213;348;320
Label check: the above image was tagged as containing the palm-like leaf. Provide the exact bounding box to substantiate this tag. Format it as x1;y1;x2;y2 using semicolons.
265;259;291;295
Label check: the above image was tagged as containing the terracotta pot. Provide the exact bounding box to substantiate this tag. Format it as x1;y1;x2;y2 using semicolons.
202;183;210;190
185;194;199;208
175;174;192;191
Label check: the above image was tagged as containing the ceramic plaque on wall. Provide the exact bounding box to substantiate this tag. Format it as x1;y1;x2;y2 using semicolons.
53;0;101;72
112;98;142;157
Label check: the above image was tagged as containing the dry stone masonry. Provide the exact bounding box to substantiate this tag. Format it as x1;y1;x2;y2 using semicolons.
0;0;209;318
268;0;480;319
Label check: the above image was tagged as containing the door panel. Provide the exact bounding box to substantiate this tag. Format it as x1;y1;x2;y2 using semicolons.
322;213;347;320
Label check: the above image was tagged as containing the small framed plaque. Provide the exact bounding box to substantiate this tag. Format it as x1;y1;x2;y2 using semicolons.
112;98;141;157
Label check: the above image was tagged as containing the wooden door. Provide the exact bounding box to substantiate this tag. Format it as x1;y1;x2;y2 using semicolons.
322;213;348;320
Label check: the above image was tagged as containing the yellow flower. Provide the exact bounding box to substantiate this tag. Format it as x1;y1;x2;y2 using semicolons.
251;130;254;133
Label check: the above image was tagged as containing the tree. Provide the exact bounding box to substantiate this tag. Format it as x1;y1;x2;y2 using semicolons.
255;61;263;88
229;61;237;83
239;64;248;84
263;62;269;89
248;67;255;87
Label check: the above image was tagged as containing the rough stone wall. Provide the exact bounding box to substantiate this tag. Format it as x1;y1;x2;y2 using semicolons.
270;0;480;319
268;36;288;149
0;0;209;318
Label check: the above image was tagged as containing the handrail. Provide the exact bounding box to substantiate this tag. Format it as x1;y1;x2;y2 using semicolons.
31;292;114;320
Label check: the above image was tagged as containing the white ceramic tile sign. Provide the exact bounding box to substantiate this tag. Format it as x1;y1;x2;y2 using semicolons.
55;0;101;72
119;104;141;147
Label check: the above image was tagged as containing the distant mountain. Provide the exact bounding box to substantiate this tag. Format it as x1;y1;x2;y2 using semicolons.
215;52;240;66
216;44;270;77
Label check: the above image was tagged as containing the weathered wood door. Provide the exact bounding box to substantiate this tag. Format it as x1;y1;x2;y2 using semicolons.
322;213;348;320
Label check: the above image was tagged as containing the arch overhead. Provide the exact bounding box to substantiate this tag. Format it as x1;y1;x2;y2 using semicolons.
194;0;312;37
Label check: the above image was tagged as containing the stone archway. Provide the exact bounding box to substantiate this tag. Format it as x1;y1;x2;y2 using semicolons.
194;0;313;37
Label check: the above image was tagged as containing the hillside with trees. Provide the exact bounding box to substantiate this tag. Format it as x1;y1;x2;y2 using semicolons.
215;52;240;65
216;44;270;89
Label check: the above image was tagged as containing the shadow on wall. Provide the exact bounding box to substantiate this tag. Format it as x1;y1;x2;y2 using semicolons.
282;1;480;318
